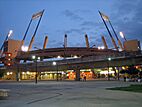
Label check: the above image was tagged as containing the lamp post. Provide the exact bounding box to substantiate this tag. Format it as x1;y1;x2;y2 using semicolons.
108;57;111;81
53;61;58;81
32;55;40;84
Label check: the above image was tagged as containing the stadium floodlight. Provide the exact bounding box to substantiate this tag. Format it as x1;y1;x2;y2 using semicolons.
119;32;124;38
119;31;127;41
98;46;105;50
21;46;28;52
8;30;13;38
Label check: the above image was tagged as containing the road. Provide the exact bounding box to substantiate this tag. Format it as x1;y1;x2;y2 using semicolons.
0;80;142;107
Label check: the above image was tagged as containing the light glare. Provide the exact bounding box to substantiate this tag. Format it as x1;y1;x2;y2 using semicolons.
37;57;40;60
8;30;13;37
32;55;36;59
53;61;57;66
119;32;124;38
21;46;28;52
74;55;78;58
108;57;111;61
98;46;105;50
57;56;61;58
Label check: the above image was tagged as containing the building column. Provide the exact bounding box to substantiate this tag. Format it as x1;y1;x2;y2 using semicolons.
117;67;120;80
16;64;21;81
75;69;80;81
16;70;21;81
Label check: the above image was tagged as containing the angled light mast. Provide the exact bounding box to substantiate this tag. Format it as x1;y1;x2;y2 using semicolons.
21;18;33;47
28;10;45;51
98;11;118;51
108;19;124;51
19;10;45;53
0;30;13;51
119;32;127;41
0;30;13;57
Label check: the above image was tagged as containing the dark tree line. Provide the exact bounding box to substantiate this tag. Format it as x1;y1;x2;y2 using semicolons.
120;65;142;79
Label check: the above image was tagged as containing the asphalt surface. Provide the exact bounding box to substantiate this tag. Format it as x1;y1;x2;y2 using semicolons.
0;80;142;107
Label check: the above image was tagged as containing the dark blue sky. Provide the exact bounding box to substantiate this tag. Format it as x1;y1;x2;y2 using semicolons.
0;0;142;50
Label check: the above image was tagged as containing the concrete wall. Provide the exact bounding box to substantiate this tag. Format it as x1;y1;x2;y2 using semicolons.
4;39;22;58
123;39;141;52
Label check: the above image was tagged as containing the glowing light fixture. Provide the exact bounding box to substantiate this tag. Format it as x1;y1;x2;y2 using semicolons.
32;55;36;59
8;30;13;38
74;55;78;58
57;56;61;58
53;61;57;66
27;71;30;74
119;32;124;38
98;46;105;50
108;57;111;61
21;46;28;52
37;57;40;60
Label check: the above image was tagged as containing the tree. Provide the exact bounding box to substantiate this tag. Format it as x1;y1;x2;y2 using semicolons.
0;69;5;78
120;69;129;74
120;66;140;75
138;71;142;78
127;66;140;75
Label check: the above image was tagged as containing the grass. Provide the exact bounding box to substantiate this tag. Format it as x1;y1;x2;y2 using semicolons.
107;84;142;93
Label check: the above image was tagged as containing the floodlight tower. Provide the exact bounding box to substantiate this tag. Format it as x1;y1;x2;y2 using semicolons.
0;30;13;57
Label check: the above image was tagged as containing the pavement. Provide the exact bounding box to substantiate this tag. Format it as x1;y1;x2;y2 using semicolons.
0;80;142;107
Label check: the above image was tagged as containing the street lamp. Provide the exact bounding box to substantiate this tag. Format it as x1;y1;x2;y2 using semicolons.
32;55;40;84
107;57;111;81
108;57;111;61
53;61;58;81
